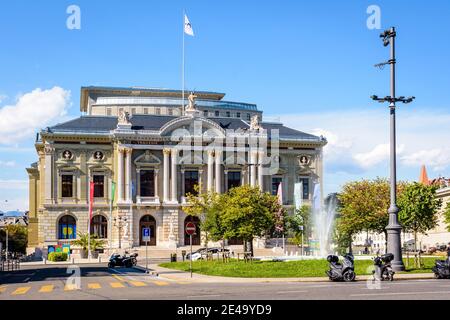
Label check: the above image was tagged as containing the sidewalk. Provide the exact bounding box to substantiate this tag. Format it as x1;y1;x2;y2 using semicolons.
137;263;435;283
19;257;107;266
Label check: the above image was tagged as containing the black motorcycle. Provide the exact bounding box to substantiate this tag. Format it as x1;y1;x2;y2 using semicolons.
373;253;395;281
432;257;450;279
108;252;138;268
326;254;356;282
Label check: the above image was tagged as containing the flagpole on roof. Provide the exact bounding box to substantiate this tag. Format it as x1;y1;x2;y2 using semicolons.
182;9;185;115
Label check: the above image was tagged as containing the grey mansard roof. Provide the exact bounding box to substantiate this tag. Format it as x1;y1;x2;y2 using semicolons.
46;115;324;142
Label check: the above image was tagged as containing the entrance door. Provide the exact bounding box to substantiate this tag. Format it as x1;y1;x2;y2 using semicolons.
184;216;201;245
139;215;156;246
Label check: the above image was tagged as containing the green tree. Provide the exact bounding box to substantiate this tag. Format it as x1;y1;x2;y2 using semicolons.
443;202;450;232
0;225;28;254
398;182;442;254
220;185;281;256
286;205;311;246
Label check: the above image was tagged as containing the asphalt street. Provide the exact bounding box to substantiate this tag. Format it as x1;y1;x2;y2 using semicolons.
1;263;450;300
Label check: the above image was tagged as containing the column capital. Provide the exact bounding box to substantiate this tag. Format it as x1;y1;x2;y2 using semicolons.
163;148;171;156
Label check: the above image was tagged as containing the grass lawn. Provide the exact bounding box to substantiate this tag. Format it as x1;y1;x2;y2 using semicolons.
159;257;438;278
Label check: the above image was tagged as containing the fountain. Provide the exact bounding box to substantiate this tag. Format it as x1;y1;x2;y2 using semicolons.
311;184;338;257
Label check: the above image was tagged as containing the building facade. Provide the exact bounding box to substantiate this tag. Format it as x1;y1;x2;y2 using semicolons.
27;86;327;252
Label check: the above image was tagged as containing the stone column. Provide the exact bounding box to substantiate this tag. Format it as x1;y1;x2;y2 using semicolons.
224;169;229;192
163;148;170;203
171;149;178;203
154;169;159;199
117;147;124;202
250;151;257;187
215;150;222;193
207;150;214;192
258;151;264;191
44;144;54;204
198;169;203;194
125;148;132;203
181;168;185;198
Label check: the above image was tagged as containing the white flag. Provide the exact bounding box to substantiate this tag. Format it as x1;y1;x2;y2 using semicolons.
184;14;194;36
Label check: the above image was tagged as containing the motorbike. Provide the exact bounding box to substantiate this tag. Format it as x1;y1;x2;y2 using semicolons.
373;253;395;281
326;253;356;282
432;257;450;279
108;252;138;268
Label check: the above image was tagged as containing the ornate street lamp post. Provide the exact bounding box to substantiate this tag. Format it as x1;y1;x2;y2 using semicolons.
113;216;127;250
371;27;415;271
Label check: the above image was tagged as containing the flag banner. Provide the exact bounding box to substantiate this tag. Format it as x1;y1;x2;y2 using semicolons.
277;182;283;205
110;181;116;203
89;181;95;220
184;14;194;36
294;182;303;211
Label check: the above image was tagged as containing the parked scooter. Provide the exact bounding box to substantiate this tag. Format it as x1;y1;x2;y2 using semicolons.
326;253;356;282
373;253;395;281
432;257;450;279
108;252;138;268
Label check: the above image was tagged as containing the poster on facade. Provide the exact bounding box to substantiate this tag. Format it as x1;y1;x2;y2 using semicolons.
294;182;303;211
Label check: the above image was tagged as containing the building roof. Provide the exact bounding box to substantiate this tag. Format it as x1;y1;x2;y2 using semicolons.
419;165;430;185
46;115;324;142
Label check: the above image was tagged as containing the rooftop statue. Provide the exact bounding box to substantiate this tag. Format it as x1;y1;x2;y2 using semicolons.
186;92;198;112
118;109;131;125
250;115;262;130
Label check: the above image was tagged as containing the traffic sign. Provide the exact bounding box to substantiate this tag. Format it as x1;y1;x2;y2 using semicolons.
142;228;151;242
185;222;196;235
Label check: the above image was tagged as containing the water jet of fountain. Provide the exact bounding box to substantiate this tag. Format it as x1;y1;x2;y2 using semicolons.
312;184;337;257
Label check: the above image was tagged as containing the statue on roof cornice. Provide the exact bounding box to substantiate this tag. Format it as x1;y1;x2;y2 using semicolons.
118;109;131;126
186;92;198;112
250;115;262;130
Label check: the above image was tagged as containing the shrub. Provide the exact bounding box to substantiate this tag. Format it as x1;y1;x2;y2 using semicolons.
48;252;68;262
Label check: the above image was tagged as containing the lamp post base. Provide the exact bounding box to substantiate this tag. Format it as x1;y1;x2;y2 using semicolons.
386;207;405;272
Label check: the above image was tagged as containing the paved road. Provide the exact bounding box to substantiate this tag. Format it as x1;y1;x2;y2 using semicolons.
1;264;450;300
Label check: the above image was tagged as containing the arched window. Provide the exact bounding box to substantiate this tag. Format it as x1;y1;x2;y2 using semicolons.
58;215;76;240
91;215;108;239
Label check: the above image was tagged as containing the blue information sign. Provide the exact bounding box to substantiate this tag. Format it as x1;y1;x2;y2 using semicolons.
142;228;151;242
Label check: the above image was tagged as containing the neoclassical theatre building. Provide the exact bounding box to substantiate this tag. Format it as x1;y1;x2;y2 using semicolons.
27;86;326;252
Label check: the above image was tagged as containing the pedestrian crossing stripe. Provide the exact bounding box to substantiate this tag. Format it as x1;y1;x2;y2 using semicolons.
111;274;125;282
154;281;169;286
129;281;147;287
88;283;101;289
12;287;31;295
39;285;54;293
64;284;80;291
110;282;125;288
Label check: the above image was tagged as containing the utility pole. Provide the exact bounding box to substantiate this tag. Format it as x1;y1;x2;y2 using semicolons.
371;27;415;272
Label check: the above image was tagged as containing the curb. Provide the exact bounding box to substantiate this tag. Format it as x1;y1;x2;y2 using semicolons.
133;265;159;276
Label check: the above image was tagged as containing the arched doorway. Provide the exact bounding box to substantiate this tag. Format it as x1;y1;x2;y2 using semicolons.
184;216;201;245
139;215;156;246
90;215;108;239
58;215;76;240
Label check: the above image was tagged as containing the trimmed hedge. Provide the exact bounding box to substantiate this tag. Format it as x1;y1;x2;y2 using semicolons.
48;252;68;262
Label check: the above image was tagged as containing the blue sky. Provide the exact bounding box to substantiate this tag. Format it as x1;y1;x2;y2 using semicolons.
0;1;449;210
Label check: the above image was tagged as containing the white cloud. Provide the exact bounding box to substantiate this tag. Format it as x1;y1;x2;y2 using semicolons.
0;160;16;167
354;143;405;169
401;148;450;172
0;94;7;104
0;87;71;144
0;179;28;190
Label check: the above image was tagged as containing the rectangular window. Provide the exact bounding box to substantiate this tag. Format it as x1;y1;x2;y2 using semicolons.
226;111;231;117
168;109;173;116
227;171;241;190
140;170;155;197
203;110;208;117
119;108;124;115
156;108;161;115
185;171;199;196
61;175;73;198
299;177;309;199
236;112;241;118
93;175;104;198
131;108;136;115
271;177;282;196
247;113;251;121
215;110;220;117
143;108;148;114
106;108;112;116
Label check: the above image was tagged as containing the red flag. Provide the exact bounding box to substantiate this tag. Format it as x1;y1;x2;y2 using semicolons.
89;181;95;220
